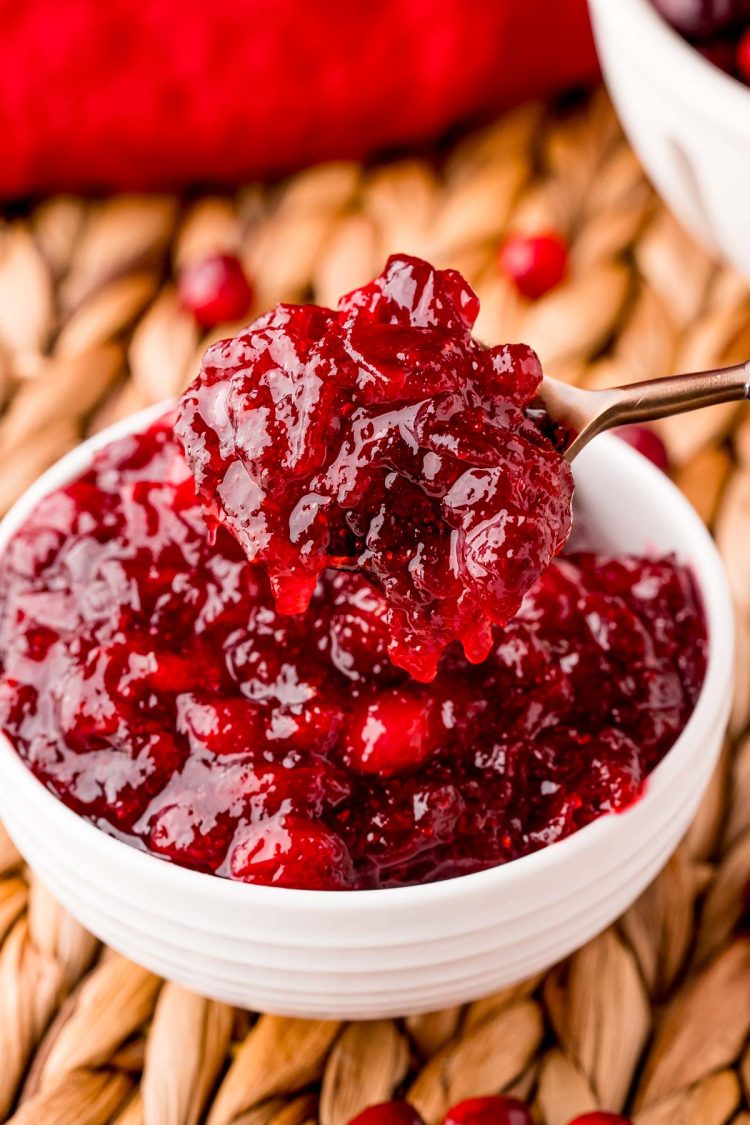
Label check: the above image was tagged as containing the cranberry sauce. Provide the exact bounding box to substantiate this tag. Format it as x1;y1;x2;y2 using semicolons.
0;419;707;890
175;254;574;682
650;0;750;83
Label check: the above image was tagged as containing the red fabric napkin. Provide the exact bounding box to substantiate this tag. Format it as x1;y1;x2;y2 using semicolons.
0;0;598;196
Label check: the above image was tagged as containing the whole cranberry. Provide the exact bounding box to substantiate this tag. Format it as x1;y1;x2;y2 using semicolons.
148;802;234;871
736;27;750;80
227;814;355;889
443;1097;533;1125
566;1114;632;1125
344;689;441;776
348;1103;425;1125
615;425;670;473
650;0;737;39
178;253;253;329
499;232;568;300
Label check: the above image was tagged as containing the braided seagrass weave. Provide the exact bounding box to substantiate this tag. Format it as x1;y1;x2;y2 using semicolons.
0;90;749;1124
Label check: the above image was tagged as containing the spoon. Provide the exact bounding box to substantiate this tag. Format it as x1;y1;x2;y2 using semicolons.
538;359;750;461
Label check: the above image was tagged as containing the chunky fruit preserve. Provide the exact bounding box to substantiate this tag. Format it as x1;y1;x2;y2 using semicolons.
176;255;574;682
650;0;750;84
0;413;706;889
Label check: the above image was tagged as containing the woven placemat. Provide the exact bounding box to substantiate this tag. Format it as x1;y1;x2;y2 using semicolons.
0;89;749;1125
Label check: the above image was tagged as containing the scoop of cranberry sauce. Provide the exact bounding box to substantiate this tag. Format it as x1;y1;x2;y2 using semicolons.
175;254;574;682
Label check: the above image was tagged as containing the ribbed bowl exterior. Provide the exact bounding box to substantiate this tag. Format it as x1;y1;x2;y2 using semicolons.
589;0;750;280
0;410;734;1018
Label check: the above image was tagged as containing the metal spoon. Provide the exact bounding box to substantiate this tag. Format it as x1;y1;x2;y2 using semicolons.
538;360;750;461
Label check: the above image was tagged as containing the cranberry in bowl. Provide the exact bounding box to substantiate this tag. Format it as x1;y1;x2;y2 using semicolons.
0;393;731;1017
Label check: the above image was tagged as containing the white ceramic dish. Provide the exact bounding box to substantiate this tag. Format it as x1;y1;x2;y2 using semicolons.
589;0;750;279
0;406;734;1018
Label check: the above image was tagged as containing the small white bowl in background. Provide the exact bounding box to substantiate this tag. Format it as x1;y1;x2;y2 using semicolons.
589;0;750;279
0;407;734;1018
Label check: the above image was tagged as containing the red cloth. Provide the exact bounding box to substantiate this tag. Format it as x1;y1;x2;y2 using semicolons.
0;0;598;196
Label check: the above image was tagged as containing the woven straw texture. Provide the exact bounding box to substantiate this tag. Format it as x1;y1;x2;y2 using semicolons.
0;90;750;1124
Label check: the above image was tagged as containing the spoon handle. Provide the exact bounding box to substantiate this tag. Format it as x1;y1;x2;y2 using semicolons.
608;359;750;426
560;359;750;459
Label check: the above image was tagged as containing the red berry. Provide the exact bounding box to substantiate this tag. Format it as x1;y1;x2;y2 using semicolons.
148;801;234;871
499;232;568;299
615;425;670;473
736;27;750;81
566;1114;632;1125
344;689;440;776
324;572;392;682
348;1103;425;1125
178;253;253;329
227;814;355;889
443;1097;533;1125
176;693;266;756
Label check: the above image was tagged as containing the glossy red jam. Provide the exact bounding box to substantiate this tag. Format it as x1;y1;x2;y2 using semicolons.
0;419;706;890
175;254;574;682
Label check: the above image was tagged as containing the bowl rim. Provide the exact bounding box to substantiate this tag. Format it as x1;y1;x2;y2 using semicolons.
589;0;750;130
0;403;734;915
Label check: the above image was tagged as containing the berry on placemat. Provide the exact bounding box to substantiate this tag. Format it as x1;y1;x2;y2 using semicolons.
615;425;670;472
566;1113;632;1124
348;1102;426;1125
178;253;253;329
499;232;568;299
443;1096;533;1125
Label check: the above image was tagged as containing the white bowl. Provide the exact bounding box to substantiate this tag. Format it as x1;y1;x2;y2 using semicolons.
0;407;733;1018
589;0;750;278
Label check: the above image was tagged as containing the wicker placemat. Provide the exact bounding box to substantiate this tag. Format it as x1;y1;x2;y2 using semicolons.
0;89;749;1125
